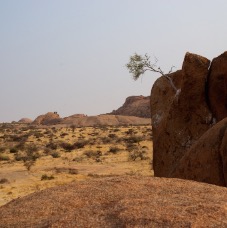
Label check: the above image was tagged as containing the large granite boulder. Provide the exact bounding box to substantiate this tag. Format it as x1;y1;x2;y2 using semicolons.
172;118;227;186
151;52;211;178
110;95;150;118
32;112;62;125
18;118;32;124
207;51;227;121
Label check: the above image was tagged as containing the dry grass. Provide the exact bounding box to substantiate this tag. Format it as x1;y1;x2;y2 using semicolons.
0;123;153;206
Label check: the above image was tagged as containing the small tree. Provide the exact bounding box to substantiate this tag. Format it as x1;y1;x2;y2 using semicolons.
126;53;179;94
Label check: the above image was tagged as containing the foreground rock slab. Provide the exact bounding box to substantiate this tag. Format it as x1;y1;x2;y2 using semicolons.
0;176;227;227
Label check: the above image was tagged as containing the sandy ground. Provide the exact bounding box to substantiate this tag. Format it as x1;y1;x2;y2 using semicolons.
0;124;153;206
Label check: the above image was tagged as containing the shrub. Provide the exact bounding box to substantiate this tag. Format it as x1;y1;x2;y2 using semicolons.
128;150;148;161
84;150;102;158
70;125;76;132
51;152;60;158
100;137;111;144
33;132;44;138
41;174;54;181
108;133;117;139
68;168;78;174
46;142;58;150
0;154;10;161
74;140;88;149
60;132;68;137
0;146;6;153
124;136;143;144
24;160;36;171
0;178;9;184
10;147;18;153
126;143;138;152
125;129;134;135
15;141;26;150
73;157;84;162
108;146;121;154
60;142;75;152
113;128;120;132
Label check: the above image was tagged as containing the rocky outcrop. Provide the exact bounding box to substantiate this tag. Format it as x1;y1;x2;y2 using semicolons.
63;114;87;119
31;113;150;127
32;112;62;125
172;118;227;186
151;52;211;178
151;51;227;187
1;176;227;227
207;51;227;121
110;95;150;118
61;114;150;126
18;118;32;124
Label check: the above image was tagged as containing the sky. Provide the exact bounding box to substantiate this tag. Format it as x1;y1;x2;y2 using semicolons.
1;0;227;122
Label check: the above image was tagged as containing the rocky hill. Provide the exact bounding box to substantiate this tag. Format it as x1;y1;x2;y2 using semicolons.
18;118;32;124
110;95;150;118
30;112;150;126
32;112;62;125
0;176;227;227
61;114;150;126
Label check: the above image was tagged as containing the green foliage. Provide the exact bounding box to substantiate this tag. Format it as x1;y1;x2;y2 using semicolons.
126;53;178;93
126;53;155;80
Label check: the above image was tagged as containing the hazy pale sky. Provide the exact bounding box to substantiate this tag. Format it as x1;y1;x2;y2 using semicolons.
1;0;227;122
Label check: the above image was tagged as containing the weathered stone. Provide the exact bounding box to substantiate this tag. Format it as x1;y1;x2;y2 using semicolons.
172;118;227;186
32;112;62;125
18;118;32;124
110;95;151;118
207;51;227;121
151;52;211;177
1;176;227;227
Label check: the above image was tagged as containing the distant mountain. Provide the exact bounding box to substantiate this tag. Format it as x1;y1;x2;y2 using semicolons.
110;95;150;118
18;118;33;124
61;114;150;126
32;112;62;125
30;112;150;126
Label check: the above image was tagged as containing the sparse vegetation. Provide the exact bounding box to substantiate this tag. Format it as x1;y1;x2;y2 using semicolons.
0;178;9;184
0;154;10;161
0;123;153;206
41;174;55;181
108;146;121;154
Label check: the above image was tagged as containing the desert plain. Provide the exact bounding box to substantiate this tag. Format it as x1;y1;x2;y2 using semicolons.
0;122;153;206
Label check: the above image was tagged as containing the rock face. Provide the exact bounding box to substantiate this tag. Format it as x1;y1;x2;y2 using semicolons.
151;52;211;178
172;118;227;186
110;95;150;118
150;51;227;187
207;51;227;121
32;112;62;125
18;118;32;124
1;176;227;227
